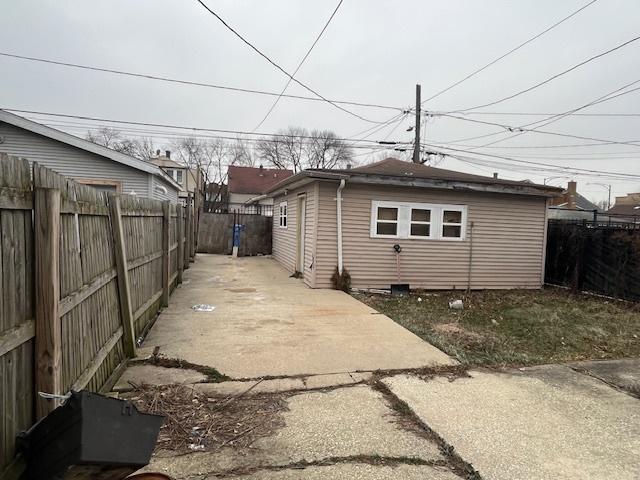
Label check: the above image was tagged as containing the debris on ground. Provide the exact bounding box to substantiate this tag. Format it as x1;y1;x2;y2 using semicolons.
125;384;286;453
191;304;216;312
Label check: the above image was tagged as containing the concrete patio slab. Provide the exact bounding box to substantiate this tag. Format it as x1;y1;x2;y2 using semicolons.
232;463;461;480
570;358;640;395
144;385;446;479
138;255;454;379
113;365;206;391
384;365;640;480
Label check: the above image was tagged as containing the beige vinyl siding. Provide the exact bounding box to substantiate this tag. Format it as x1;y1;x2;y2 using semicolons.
315;182;547;290
271;184;317;287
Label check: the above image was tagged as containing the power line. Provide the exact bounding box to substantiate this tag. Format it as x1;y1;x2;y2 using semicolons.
1;108;410;146
421;0;599;104
252;0;343;132
194;0;383;124
0;51;403;113
438;113;640;147
451;34;640;112
456;78;640;148
463;111;640;117
423;143;640;180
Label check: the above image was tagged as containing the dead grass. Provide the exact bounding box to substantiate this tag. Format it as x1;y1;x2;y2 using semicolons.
354;287;640;367
127;384;286;454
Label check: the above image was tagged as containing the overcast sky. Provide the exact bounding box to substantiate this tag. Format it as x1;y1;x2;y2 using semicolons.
1;0;639;204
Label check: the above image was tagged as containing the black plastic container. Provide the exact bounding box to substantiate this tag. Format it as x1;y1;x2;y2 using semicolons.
18;391;164;480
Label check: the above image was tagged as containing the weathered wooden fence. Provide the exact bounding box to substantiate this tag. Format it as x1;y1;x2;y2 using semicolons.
197;211;272;256
0;155;196;472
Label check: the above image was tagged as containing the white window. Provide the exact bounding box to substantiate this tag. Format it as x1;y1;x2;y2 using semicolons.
165;168;184;185
370;201;466;241
279;201;288;228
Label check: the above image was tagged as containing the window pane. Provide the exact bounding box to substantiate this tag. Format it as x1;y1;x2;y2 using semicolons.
443;210;462;224
411;209;430;222
443;225;462;238
376;222;397;235
377;207;398;221
410;224;430;236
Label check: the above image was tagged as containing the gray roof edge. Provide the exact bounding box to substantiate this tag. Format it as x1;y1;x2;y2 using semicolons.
0;110;180;190
267;169;559;197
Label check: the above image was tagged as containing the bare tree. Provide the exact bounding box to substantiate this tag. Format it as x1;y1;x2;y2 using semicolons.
171;137;228;186
85;127;157;161
306;130;353;169
257;127;308;173
229;136;255;166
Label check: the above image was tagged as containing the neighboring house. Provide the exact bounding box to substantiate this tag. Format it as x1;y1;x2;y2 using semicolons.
266;158;562;290
607;192;640;221
0;110;179;202
228;165;293;214
548;180;600;220
149;150;204;205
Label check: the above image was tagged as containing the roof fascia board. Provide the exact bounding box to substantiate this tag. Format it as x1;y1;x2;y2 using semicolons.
347;174;561;197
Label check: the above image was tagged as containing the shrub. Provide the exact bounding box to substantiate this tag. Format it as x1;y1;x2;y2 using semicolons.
331;266;351;292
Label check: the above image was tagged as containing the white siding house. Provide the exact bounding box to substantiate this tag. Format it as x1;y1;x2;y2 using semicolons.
0;110;180;202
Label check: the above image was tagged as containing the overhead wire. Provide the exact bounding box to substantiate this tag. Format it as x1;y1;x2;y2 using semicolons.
193;0;384;124
450;34;640;112
421;0;599;104
251;0;344;132
0;52;403;113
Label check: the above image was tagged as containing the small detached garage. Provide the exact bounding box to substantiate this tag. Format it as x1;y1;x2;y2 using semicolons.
266;158;561;291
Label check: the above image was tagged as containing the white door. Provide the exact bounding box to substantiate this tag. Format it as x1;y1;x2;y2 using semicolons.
296;195;306;273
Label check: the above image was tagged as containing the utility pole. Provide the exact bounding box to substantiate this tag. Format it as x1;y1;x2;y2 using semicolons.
412;84;421;163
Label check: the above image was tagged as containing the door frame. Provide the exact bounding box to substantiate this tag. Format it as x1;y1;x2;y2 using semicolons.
296;194;306;273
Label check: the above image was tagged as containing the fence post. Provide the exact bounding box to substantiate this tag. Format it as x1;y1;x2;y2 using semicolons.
162;201;170;307
34;188;62;419
185;195;193;268
176;203;184;284
108;195;136;358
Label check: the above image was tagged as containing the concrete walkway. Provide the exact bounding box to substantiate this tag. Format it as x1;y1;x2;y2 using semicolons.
137;254;454;379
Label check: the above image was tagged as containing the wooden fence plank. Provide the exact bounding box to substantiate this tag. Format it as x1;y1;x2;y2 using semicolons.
0;321;35;358
34;188;61;419
177;205;184;284
70;326;123;391
59;268;117;317
108;195;136;358
161;201;170;308
185;195;192;269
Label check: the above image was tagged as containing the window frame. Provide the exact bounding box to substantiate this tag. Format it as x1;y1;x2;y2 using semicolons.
370;201;467;241
373;205;399;238
278;201;288;229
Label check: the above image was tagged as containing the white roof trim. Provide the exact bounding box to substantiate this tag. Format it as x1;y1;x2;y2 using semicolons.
0;109;180;190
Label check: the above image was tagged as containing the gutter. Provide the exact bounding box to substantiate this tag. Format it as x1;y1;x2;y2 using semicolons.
244;193;267;205
337;179;346;274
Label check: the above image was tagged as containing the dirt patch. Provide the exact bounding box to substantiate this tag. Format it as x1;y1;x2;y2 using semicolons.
127;384;287;454
433;323;484;341
227;287;257;293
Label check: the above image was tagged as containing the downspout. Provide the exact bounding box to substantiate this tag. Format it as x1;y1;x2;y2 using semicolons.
337;179;346;274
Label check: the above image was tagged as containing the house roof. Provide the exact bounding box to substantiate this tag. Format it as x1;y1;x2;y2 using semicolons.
267;158;562;197
149;156;185;169
0;109;180;190
228;165;294;194
607;204;640;216
553;192;599;211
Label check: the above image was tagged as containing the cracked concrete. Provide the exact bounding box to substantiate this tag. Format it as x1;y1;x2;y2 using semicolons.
384;365;640;480
143;385;454;479
136;255;455;380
